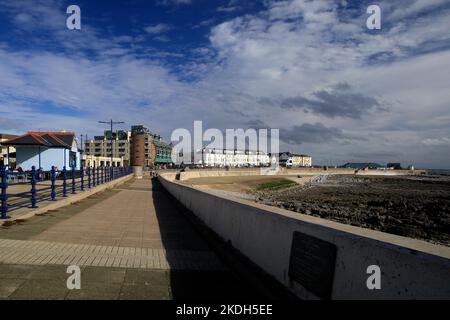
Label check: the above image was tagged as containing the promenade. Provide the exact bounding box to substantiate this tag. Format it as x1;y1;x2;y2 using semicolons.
0;177;261;300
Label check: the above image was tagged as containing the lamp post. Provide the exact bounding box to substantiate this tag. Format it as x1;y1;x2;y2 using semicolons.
80;134;84;156
98;120;124;167
79;134;87;165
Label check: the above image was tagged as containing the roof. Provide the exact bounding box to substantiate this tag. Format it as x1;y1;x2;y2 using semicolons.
340;162;383;169
279;152;311;157
153;140;171;149
2;132;76;148
0;133;19;141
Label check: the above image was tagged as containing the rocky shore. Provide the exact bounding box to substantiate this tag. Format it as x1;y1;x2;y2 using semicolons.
255;175;450;246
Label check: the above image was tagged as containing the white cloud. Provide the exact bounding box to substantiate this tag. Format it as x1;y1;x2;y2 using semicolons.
144;23;174;35
422;138;450;146
0;0;449;168
156;0;192;6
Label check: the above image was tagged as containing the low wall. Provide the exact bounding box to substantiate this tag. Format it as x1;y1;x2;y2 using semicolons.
177;167;424;181
159;173;450;300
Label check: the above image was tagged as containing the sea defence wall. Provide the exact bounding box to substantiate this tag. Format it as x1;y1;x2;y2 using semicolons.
176;167;424;181
159;172;450;300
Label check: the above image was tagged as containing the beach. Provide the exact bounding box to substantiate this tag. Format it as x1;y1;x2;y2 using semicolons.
256;174;450;246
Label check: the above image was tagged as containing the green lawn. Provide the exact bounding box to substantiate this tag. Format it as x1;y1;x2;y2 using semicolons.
255;179;297;191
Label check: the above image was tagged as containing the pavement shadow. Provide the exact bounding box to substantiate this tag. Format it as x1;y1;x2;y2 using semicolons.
150;177;263;301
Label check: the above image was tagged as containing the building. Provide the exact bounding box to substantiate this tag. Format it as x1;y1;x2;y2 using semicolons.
192;148;270;167
84;130;131;167
82;155;124;168
2;132;80;171
131;125;154;168
387;163;402;170
152;136;173;166
279;152;312;167
85;125;159;168
340;162;383;169
0;133;18;167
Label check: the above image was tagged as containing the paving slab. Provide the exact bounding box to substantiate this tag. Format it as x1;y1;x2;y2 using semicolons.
0;177;262;300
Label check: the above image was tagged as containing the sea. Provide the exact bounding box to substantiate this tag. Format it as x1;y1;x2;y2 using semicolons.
427;169;450;176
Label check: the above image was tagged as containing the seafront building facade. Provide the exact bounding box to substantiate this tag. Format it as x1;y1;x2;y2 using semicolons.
279;152;313;167
85;125;173;169
0;133;18;167
84;130;132;167
192;148;271;167
130;125;155;167
82;154;124;168
2;132;81;171
152;137;173;166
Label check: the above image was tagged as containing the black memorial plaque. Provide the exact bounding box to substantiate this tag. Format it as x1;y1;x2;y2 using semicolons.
288;231;337;300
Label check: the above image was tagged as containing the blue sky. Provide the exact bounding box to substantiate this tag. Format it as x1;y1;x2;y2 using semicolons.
0;0;450;168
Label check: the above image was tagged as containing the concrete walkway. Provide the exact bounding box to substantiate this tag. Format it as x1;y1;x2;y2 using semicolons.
0;177;261;300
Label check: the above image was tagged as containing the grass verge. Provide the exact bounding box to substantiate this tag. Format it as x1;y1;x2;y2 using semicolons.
255;179;297;191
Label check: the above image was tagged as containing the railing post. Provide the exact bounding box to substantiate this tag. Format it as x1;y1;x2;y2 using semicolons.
88;166;91;188
71;166;76;194
51;166;56;201
92;165;97;188
80;164;85;191
36;168;41;182
62;166;67;197
100;167;104;184
31;166;38;208
97;166;100;185
1;165;8;219
103;166;106;183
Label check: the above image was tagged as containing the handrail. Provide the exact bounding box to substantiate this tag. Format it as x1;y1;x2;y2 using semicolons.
0;165;132;219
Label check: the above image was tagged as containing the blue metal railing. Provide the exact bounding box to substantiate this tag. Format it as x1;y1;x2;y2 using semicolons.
0;165;132;219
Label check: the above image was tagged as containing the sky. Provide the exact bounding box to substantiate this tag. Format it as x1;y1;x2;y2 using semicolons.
0;0;449;169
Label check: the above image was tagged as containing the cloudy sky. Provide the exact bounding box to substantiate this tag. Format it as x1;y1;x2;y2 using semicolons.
0;0;449;168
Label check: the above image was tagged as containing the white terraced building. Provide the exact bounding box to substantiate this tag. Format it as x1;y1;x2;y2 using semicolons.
197;149;270;167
